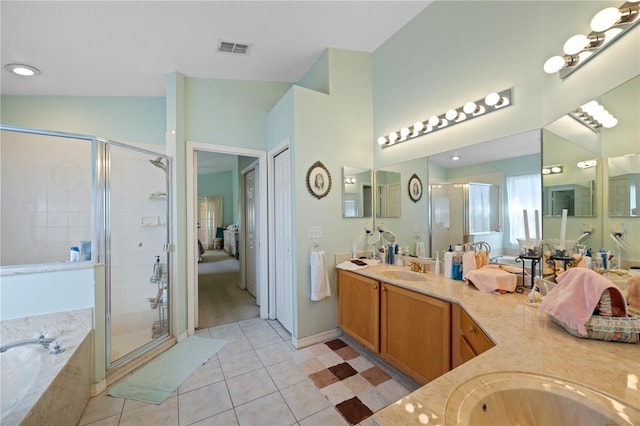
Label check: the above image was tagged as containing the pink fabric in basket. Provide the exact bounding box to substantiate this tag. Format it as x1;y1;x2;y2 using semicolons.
539;268;627;336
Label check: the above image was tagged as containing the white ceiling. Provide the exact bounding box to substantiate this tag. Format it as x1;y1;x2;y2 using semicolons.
2;0;542;173
1;0;431;96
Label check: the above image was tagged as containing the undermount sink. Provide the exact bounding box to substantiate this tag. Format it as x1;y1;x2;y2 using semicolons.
445;372;640;426
378;269;426;282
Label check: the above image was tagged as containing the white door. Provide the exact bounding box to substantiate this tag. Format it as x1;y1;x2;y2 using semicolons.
244;168;258;298
274;148;293;332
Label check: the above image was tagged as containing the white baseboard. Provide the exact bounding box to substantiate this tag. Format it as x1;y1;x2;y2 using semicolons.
177;331;189;342
292;328;342;349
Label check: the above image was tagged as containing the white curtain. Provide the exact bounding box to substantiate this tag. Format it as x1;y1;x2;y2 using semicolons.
506;174;542;244
199;195;223;244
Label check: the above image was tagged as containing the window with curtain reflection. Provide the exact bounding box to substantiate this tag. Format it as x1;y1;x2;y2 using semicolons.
506;174;542;245
198;195;223;245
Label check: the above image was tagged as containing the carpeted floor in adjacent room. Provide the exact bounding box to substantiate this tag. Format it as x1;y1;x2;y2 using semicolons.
198;250;259;329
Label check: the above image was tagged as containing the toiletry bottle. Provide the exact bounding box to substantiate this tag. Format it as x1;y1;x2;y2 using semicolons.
70;246;80;262
152;256;161;281
388;244;393;264
444;250;453;278
434;251;441;275
452;245;463;280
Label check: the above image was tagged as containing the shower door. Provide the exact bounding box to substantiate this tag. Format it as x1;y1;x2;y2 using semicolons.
106;143;170;367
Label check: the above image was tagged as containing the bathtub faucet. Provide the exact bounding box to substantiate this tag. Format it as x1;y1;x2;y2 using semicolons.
0;335;58;353
489;255;503;263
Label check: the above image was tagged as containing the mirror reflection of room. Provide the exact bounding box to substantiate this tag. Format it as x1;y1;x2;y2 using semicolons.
342;166;373;218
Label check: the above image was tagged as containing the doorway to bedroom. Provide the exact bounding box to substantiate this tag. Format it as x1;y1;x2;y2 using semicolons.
188;143;266;331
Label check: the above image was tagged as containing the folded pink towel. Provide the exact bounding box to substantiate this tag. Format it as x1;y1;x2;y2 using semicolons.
539;268;627;336
465;266;517;293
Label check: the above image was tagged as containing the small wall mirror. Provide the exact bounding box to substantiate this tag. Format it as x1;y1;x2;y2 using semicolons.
342;166;373;218
608;155;640;217
376;170;401;218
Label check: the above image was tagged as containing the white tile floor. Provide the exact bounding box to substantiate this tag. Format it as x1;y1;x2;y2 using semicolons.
79;318;397;426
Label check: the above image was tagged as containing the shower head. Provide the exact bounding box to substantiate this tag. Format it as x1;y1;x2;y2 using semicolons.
149;157;167;172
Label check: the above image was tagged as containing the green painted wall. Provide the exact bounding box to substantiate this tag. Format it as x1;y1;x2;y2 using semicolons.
198;171;234;226
1;95;165;144
291;49;374;339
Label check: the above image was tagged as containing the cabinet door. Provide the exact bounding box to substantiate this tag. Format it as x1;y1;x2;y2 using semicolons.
381;283;450;384
337;270;380;352
451;304;494;369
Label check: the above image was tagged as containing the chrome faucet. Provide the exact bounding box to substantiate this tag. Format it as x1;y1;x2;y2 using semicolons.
0;334;63;354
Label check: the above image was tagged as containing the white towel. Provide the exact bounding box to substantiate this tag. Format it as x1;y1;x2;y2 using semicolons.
415;242;425;257
310;250;331;301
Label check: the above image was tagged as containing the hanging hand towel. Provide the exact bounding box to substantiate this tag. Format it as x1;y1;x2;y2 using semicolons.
310;250;331;301
415;242;425;257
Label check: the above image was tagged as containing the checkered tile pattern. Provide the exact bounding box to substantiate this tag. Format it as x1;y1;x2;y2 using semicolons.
303;339;410;425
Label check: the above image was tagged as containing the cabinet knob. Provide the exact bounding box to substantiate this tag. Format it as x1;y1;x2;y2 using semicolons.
382;286;386;291
469;326;476;333
373;285;377;289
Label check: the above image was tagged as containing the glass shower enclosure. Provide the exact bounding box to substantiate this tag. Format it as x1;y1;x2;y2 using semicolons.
0;125;171;369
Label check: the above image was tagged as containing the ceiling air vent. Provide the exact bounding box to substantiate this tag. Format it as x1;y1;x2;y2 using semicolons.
217;41;252;55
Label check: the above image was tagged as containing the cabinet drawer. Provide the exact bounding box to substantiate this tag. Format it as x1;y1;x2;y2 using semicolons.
459;336;477;364
459;309;493;355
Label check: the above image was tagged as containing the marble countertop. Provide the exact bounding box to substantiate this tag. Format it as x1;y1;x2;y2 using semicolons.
341;264;640;425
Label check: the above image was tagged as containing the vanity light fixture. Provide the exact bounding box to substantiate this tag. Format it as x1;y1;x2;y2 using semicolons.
569;100;618;132
377;89;513;148
577;159;597;169
542;165;563;175
5;63;41;76
344;177;356;184
543;1;640;78
450;155;461;161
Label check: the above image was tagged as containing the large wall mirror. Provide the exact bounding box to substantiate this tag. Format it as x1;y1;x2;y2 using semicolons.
428;130;541;258
342;166;373;218
542;74;639;267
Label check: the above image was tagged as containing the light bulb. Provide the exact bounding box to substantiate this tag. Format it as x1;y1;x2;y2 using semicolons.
591;7;622;32
450;155;460;161
543;56;566;73
463;102;476;114
389;132;398;143
542;168;551;175
601;116;618;128
485;92;509;108
428;116;441;127
400;127;411;139
580;100;599;113
551;166;562;173
563;34;590;55
377;136;387;146
413;121;424;132
445;109;458;120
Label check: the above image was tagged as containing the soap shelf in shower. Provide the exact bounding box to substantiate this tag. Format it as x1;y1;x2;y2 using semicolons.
149;192;167;199
141;216;160;226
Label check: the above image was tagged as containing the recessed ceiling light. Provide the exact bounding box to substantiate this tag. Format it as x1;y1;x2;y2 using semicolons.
5;63;41;76
451;155;460;161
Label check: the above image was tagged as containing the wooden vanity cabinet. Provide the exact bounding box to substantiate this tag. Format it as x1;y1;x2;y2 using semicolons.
337;270;380;352
380;283;451;385
451;304;494;368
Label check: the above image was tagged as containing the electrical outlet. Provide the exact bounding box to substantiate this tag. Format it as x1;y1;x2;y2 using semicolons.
308;226;323;239
611;224;625;237
581;223;593;234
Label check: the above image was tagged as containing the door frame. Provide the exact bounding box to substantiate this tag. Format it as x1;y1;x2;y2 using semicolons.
267;138;291;322
186;141;268;334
